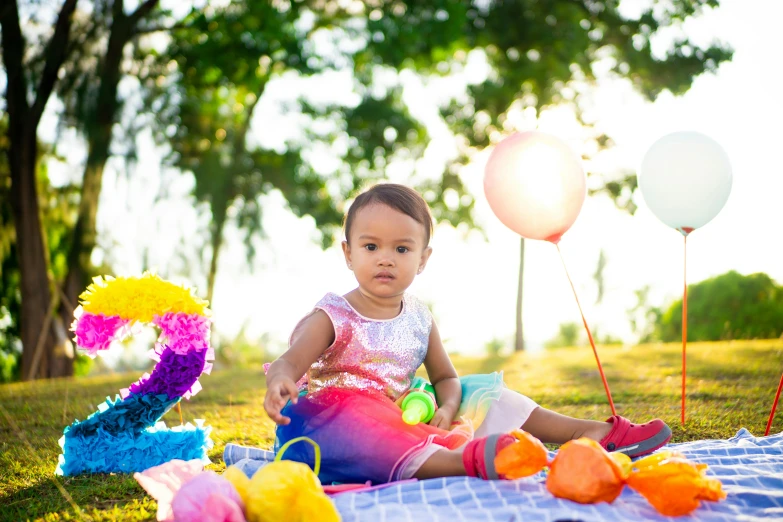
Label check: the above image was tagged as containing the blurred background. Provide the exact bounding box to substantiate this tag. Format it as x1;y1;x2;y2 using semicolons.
2;0;782;382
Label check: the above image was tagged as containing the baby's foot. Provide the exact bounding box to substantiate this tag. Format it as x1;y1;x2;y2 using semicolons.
462;433;516;480
599;415;672;458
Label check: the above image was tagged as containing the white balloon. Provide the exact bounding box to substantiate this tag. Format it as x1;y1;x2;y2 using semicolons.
639;131;732;235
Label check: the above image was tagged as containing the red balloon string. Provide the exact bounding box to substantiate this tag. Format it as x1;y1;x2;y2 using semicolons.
682;234;688;426
765;373;783;436
555;244;617;417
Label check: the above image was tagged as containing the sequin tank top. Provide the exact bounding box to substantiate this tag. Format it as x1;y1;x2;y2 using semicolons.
304;292;432;401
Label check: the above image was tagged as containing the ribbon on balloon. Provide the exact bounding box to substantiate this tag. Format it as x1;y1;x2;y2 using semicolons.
639;132;733;426
484;131;617;416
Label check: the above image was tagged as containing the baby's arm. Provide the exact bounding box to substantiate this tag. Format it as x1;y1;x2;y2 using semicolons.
263;310;335;425
423;321;462;429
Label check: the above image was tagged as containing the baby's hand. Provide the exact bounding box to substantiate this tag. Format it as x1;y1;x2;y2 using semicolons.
428;406;456;430
264;375;300;425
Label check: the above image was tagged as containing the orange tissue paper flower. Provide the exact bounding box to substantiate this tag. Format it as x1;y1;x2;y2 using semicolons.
546;438;631;505
494;430;550;479
625;452;727;517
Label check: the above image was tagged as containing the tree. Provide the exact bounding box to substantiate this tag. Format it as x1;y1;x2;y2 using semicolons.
144;1;473;302
2;1;475;379
350;0;731;351
545;321;583;349
0;118;83;381
515;237;525;351
2;0;182;378
144;2;353;302
656;271;783;342
594;249;607;305
1;0;80;379
627;285;662;344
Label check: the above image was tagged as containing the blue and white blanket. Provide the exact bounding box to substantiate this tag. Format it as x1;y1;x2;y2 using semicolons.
224;428;783;521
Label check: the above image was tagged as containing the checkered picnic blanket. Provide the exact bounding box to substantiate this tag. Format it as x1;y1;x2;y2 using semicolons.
224;428;783;521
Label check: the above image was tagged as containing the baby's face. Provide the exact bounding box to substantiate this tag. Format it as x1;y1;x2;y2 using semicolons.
343;203;431;300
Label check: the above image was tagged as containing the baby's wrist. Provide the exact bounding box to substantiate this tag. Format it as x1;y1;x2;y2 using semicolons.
437;402;459;416
267;373;292;387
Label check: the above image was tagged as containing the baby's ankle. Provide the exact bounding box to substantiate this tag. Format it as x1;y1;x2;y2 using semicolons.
583;420;613;442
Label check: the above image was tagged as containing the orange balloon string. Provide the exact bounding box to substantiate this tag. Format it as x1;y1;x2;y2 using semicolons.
556;244;616;417
682;235;688;426
765;373;783;436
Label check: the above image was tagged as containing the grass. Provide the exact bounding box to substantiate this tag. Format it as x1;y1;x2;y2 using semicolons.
1;339;781;521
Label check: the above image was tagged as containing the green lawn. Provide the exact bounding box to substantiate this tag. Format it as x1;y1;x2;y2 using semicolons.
1;340;781;521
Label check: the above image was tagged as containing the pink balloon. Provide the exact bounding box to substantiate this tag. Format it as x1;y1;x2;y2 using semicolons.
484;131;586;243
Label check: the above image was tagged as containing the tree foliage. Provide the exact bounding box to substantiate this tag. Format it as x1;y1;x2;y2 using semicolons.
1;0;736;378
357;0;731;195
142;1;465;300
350;0;730;351
656;271;783;342
144;2;353;254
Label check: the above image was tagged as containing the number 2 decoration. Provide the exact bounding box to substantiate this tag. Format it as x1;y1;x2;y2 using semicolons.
56;273;213;475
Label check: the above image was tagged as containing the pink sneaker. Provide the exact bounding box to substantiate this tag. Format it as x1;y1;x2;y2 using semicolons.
599;415;672;458
462;433;517;480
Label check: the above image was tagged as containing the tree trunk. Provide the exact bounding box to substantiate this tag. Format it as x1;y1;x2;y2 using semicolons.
514;237;525;352
60;146;111;328
57;82;119;380
206;205;227;305
9;132;60;380
204;93;261;304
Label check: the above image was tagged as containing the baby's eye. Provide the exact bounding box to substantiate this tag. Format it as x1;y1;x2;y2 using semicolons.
364;244;377;251
396;246;409;254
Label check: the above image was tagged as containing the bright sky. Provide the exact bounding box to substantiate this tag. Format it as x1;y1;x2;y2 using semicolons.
44;0;783;357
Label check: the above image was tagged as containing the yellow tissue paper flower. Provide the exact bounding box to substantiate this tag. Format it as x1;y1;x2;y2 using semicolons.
245;460;340;522
242;437;340;522
79;272;209;321
223;465;251;506
296;488;342;521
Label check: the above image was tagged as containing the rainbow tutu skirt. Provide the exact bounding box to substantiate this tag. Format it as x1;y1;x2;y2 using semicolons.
275;372;504;484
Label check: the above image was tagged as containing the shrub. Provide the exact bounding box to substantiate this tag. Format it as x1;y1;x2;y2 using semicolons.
655;271;783;341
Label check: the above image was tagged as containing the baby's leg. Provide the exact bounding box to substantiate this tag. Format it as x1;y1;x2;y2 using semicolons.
521;407;611;444
416;433;519;480
413;408;616;479
521;406;672;457
475;388;611;443
413;448;466;479
414;398;672;480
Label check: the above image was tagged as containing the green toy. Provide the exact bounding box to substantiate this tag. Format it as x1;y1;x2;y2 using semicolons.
400;381;437;425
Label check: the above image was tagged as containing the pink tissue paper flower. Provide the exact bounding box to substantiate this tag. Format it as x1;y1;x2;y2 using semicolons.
72;312;130;357
154;313;211;355
134;459;205;522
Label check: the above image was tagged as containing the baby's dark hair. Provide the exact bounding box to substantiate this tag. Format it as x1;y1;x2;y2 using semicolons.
344;183;434;246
